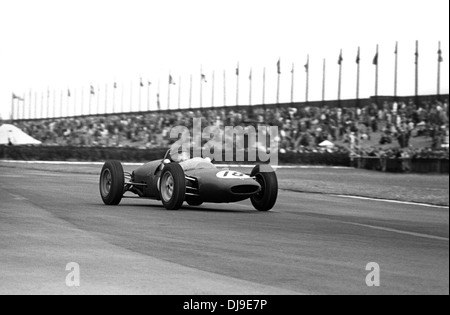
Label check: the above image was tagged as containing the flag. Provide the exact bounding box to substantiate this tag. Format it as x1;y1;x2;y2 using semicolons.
438;48;443;63
90;85;95;95
169;75;176;85
235;63;239;76
338;50;343;65
373;52;378;65
304;58;309;72
68;89;71;97
356;47;360;64
140;78;144;87
249;69;252;80
113;82;117;89
201;74;207;83
148;81;152;86
394;42;398;55
12;93;24;101
277;58;281;74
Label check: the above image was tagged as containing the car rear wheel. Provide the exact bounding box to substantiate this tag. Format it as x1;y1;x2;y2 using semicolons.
250;165;278;211
159;163;186;210
100;160;125;205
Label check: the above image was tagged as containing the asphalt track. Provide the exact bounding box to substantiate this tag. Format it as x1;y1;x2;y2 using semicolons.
0;165;448;295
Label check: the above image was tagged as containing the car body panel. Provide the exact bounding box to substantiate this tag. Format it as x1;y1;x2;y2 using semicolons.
129;159;262;203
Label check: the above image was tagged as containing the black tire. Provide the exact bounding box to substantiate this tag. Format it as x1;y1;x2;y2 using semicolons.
100;160;125;205
159;163;186;210
250;165;278;211
186;198;203;207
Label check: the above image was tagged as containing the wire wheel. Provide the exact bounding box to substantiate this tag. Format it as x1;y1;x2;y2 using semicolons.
99;160;124;206
159;163;186;210
100;169;112;196
161;172;175;203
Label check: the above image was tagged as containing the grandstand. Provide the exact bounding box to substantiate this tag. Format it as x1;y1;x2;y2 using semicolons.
3;94;447;160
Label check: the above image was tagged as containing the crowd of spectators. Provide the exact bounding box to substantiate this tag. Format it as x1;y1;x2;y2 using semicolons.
9;99;450;157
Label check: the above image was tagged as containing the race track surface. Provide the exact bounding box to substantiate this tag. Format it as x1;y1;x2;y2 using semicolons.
0;166;448;295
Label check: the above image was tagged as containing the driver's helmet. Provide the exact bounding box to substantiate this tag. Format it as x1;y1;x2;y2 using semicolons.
178;151;190;163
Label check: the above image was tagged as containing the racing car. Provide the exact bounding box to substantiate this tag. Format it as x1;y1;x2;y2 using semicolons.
99;150;278;211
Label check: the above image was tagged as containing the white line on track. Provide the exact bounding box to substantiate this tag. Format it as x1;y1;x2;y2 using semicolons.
339;221;449;242
333;194;449;210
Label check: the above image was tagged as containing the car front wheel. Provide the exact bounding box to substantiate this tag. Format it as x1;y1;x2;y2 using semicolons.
159;163;186;210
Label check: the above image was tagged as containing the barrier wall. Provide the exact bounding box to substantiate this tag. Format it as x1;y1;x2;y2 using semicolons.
1;146;447;173
0;145;350;166
355;156;449;174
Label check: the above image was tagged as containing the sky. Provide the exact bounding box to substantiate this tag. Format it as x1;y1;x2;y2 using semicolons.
0;0;449;120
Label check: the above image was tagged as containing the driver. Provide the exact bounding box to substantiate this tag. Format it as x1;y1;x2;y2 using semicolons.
177;151;212;172
169;149;214;171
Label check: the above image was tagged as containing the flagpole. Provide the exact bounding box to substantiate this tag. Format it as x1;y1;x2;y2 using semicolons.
67;88;70;116
58;89;62;117
112;82;116;114
168;74;172;110
374;44;379;98
22;93;26;120
211;71;215;107
147;81;151;112
97;85;101;115
189;75;193;109
394;42;398;98
437;41;442;97
40;91;44;119
34;92;38;119
120;82;124;113
105;84;108;114
223;70;227;106
276;58;281;104
120;81;125;113
157;79;161;111
305;55;310;103
262;67;266;105
46;88;50;119
290;63;294;103
74;88;77;116
236;62;239;106
29;89;32;120
139;79;142;112
249;68;252;106
322;59;326;104
60;90;64;118
16;94;19;120
200;66;203;108
415;40;419;106
53;90;56;118
89;84;92;115
10;94;14;121
338;50;342;105
178;76;182;109
356;47;360;101
129;81;133;113
81;87;84;116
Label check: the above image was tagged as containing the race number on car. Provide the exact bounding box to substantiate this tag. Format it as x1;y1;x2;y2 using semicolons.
216;171;251;179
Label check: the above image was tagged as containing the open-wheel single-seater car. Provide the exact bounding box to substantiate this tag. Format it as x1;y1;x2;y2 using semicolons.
99;150;278;211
